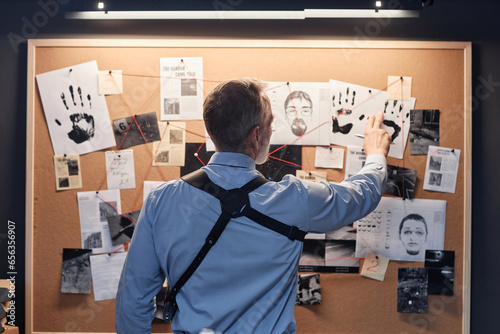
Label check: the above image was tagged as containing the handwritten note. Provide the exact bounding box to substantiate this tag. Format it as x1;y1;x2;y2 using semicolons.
315;146;344;169
98;70;123;95
361;253;390;281
105;150;135;189
387;75;412;101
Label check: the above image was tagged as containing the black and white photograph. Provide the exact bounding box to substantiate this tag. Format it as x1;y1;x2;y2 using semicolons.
180;143;215;176
296;274;321;305
428;172;442;186
113;111;162;149
409;109;440;155
107;210;140;246
385;165;418;199
181;79;198;96
397;267;428;313
299;239;325;269
36;61;116;155
425;250;455;295
429;156;442;171
58;177;69;188
99;201;118;223
83;232;103;249
155;150;169;163
170;129;184;144
324;240;359;273
163;98;180;115
61;248;92;294
256;145;302;181
301;225;359;273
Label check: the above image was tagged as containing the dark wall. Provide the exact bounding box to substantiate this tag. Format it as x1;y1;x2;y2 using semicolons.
1;0;498;333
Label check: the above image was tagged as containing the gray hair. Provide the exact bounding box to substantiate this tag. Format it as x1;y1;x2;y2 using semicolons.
203;78;269;152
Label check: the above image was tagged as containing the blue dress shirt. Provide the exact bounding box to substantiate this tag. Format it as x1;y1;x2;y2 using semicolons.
116;152;386;334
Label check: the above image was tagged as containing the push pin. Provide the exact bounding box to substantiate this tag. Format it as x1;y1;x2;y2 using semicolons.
194;153;198;157
451;149;455;153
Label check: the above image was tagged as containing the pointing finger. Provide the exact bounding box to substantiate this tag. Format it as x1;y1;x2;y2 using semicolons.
366;113;375;131
373;111;384;128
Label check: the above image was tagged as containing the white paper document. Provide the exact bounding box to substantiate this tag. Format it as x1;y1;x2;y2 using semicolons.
266;81;331;146
54;153;82;191
90;252;127;301
329;79;416;159
36;61;116;155
153;122;186;166
355;197;446;262
315;146;344;169
423;146;461;193
77;189;124;254
344;145;367;179
105;150;136;190
160;57;203;120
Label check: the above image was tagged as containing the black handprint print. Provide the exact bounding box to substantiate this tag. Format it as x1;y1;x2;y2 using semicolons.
331;86;357;135
382;99;409;142
57;85;96;144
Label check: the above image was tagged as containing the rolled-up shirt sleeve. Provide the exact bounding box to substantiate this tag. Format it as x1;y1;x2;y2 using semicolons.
115;196;165;334
305;154;387;233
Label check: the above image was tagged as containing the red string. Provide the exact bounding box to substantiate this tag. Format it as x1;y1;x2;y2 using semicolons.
108;242;129;256
268;155;302;168
96;191;137;226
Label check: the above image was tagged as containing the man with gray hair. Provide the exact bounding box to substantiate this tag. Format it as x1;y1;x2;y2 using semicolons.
116;78;390;334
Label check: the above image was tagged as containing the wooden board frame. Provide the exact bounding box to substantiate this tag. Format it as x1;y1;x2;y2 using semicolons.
26;39;472;334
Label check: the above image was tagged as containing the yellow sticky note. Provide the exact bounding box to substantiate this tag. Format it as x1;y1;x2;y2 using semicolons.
98;70;123;95
361;253;390;281
387;76;412;101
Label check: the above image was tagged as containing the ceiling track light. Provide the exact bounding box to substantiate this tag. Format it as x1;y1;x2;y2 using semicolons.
65;9;420;20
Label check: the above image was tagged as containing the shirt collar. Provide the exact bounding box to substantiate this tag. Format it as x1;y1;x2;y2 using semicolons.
207;152;256;169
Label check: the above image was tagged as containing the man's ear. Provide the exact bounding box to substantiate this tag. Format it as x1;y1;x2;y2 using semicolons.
248;125;260;150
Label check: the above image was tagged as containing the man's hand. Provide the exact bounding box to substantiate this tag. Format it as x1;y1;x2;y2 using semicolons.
363;112;391;157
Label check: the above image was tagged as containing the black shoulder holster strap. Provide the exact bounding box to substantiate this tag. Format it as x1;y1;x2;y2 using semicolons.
163;169;307;323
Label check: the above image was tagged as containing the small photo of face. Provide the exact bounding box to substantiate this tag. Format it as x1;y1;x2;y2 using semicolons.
399;214;428;256
284;91;313;137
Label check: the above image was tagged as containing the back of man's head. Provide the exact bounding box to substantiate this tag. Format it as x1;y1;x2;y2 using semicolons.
204;78;268;152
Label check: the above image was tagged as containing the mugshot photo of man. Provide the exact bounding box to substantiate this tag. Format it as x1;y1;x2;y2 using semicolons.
284;90;313;137
398;213;428;256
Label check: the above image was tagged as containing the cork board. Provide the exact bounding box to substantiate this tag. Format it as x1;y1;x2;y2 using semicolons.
26;39;472;334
